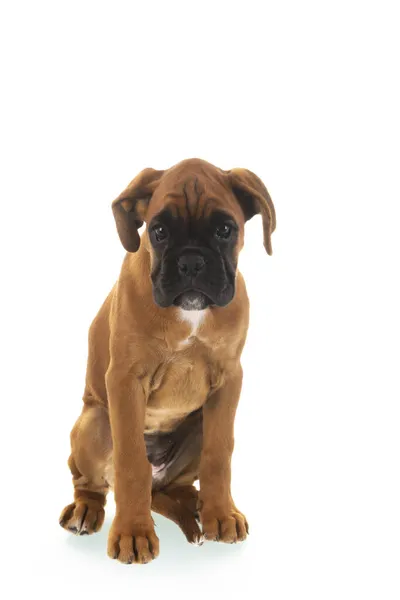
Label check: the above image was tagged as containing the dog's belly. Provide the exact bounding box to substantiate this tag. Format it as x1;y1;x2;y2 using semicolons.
144;349;210;434
145;408;203;490
104;408;203;491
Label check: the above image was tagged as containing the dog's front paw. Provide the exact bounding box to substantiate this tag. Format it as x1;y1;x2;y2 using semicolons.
200;507;249;543
107;518;159;564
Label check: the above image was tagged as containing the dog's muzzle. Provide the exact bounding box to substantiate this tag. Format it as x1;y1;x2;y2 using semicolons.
152;247;234;311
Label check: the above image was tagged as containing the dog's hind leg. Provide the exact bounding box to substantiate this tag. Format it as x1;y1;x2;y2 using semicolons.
166;484;200;519
151;490;203;545
59;403;112;535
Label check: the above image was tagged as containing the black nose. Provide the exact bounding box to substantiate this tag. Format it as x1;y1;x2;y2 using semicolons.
178;253;206;276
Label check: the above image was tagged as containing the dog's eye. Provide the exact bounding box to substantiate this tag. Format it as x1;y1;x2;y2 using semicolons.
215;224;232;240
153;225;168;242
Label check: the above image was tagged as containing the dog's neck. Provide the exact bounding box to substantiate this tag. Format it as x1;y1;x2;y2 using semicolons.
177;308;208;347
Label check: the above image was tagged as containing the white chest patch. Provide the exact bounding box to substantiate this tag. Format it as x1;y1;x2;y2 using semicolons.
178;308;207;347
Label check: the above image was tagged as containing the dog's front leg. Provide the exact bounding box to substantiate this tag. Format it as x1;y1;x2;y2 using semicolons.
106;365;158;564
199;366;249;543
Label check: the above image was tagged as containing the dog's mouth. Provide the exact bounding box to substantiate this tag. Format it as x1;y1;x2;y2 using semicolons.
173;290;212;311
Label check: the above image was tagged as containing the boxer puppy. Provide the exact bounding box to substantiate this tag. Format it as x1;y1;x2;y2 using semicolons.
59;158;276;564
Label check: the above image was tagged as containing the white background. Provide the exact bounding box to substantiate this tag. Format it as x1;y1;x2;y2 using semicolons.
1;1;399;598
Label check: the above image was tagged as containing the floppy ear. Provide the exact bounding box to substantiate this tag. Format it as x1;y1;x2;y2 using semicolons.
227;168;276;255
112;168;165;252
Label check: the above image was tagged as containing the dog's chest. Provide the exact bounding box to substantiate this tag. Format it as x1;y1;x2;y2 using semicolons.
144;310;224;434
145;348;209;432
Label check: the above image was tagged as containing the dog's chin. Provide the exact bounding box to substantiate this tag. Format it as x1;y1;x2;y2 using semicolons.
152;284;235;310
173;291;211;311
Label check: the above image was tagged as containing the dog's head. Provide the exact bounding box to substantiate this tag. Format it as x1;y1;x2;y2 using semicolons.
112;159;276;310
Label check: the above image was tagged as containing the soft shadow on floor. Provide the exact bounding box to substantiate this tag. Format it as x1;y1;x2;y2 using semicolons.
65;512;248;572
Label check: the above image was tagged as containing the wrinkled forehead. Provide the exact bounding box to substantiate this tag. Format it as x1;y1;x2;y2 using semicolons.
146;166;244;224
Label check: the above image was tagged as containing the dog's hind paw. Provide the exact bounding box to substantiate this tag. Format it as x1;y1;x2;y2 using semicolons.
179;515;204;545
59;501;105;535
